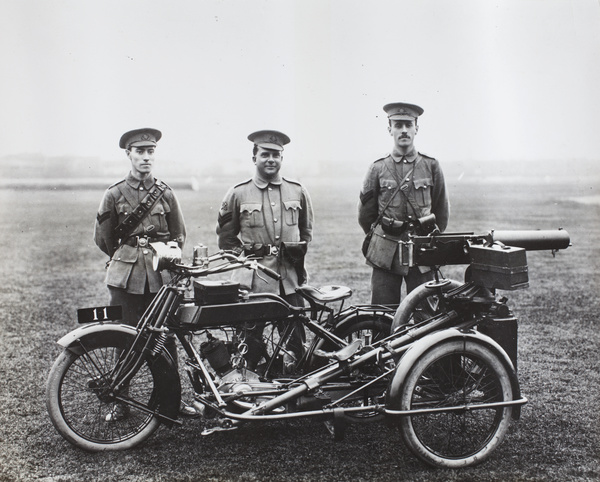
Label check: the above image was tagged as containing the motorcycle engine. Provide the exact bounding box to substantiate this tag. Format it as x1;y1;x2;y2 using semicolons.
217;369;284;412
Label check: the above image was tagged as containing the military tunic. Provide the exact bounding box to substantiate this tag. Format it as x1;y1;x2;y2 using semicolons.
217;175;313;296
94;172;186;295
358;149;449;276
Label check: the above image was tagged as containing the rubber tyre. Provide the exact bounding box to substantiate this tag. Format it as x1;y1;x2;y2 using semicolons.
399;340;513;468
46;337;161;452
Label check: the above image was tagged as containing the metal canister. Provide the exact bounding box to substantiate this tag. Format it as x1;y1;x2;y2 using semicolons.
193;244;209;267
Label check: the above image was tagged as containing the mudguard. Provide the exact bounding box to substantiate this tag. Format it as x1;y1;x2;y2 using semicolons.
57;323;181;426
386;328;522;420
332;311;394;334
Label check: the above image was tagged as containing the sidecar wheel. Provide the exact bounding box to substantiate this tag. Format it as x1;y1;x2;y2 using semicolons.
398;340;513;468
46;340;161;452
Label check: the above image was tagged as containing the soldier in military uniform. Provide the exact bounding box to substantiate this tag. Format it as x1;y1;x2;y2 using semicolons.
94;127;189;420
217;130;314;371
358;103;450;305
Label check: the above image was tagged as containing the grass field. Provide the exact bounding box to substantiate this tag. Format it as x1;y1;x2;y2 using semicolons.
0;175;598;481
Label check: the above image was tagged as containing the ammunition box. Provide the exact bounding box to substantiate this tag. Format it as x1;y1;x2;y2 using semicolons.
193;279;240;305
469;244;529;290
478;316;519;370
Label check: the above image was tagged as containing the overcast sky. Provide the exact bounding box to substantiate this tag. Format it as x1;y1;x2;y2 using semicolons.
2;0;599;175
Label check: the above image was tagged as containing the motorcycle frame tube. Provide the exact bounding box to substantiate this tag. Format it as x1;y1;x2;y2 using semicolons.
56;325;182;425
176;333;228;407
385;327;522;420
300;303;395;359
295;306;396;383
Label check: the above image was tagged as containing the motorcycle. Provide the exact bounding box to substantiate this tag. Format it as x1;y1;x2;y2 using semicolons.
46;228;569;468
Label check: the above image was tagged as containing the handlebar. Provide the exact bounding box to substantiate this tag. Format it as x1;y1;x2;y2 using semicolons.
150;242;282;280
256;264;282;281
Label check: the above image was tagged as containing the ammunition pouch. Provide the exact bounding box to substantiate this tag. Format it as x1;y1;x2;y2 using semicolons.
381;217;407;236
416;213;437;236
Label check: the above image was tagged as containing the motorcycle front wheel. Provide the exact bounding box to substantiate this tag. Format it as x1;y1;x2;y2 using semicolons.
46;337;161;452
399;340;513;468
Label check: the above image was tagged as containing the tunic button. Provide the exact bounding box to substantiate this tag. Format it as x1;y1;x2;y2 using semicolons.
275;235;280;240
404;160;407;163
268;187;273;191
143;250;148;255
140;187;144;191
274;218;278;223
271;202;276;206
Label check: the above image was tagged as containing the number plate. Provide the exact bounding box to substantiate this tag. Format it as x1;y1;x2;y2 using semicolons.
77;305;123;323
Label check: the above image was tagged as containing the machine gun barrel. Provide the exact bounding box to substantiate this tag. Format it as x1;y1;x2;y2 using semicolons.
490;229;570;251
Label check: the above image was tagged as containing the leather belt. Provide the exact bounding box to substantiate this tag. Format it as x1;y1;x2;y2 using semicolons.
244;244;280;257
381;217;407;236
124;236;159;248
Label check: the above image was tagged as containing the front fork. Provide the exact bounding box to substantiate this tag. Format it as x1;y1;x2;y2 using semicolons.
104;286;184;411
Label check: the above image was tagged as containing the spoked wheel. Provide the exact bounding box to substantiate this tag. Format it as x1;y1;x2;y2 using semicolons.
311;315;392;422
399;340;513;468
46;336;161;451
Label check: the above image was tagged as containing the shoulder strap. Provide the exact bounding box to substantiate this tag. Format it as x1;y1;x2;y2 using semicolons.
113;180;168;244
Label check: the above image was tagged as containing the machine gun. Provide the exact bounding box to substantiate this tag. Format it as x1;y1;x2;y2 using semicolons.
406;228;570;291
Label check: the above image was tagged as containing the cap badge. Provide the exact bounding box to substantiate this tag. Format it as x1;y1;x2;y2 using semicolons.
141;133;151;141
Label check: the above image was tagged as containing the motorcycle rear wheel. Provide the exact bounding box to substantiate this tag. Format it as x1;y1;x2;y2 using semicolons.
46;338;161;451
311;315;392;422
399;340;513;468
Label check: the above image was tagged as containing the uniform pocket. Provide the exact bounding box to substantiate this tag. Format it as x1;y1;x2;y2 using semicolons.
106;245;139;289
240;203;264;228
413;178;433;207
150;202;170;233
283;200;301;225
116;202;132;220
380;179;400;208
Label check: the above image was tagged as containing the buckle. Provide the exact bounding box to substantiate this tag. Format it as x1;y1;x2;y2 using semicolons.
269;245;279;256
137;236;148;247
